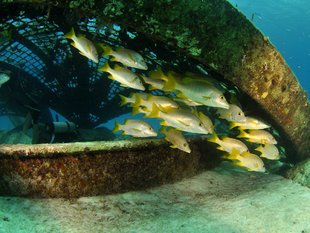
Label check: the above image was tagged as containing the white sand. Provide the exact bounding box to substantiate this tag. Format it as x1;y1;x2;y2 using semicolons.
0;162;309;233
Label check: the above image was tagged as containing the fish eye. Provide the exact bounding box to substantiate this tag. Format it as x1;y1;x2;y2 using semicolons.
183;143;187;147
198;122;203;127
238;112;242;116
220;96;224;100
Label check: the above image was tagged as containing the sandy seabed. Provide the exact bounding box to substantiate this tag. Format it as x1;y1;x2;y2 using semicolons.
0;162;309;233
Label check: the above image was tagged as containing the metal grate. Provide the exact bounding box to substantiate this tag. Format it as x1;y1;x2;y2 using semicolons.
0;11;213;129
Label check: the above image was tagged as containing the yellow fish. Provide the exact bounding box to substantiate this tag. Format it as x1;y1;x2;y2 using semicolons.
99;62;145;91
223;148;266;172
229;116;270;130
64;28;98;63
255;144;280;160
131;93;179;112
119;93;148;107
208;132;248;153
159;126;191;153
197;111;214;134
140;75;165;90
145;104;209;134
100;44;148;70
154;71;229;109
237;129;277;144
112;119;157;137
216;104;246;122
148;68;175;92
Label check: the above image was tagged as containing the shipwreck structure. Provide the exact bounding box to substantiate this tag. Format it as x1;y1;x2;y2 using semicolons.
0;0;309;197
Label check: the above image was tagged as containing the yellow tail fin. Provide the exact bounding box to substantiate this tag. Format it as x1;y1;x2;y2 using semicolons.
237;129;247;138
112;121;121;133
207;132;220;144
158;126;166;134
99;43;113;57
64;27;76;40
98;62;110;72
146;103;161;118
119;94;129;107
163;72;177;90
149;67;166;80
222;148;240;161
229;122;238;129
133;94;144;107
131;106;142;116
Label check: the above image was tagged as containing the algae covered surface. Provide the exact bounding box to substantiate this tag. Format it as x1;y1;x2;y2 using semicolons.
0;162;309;233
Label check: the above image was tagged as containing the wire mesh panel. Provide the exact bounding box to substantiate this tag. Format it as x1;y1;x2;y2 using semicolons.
0;10;216;130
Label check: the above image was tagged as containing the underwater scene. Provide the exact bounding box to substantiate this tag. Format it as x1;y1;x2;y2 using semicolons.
0;0;309;232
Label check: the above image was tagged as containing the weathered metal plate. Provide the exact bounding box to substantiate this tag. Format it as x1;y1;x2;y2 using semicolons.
0;137;220;197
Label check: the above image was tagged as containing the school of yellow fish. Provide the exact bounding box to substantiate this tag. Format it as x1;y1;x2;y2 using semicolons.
64;28;281;173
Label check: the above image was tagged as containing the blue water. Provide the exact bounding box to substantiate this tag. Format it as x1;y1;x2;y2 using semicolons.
228;0;310;94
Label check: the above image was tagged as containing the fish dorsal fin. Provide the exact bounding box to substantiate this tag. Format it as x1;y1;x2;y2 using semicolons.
177;120;190;127
192;108;199;117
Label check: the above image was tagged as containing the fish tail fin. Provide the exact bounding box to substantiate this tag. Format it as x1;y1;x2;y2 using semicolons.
149;67;166;80
222;148;240;160
64;27;76;40
98;62;110;73
254;145;262;152
112;121;121;133
131;106;142;116
229;122;237;129
208;132;220;144
237;129;247;138
162;72;176;90
158;126;166;134
100;43;113;57
133;94;143;107
148;83;159;91
146;103;160;118
119;94;129;107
